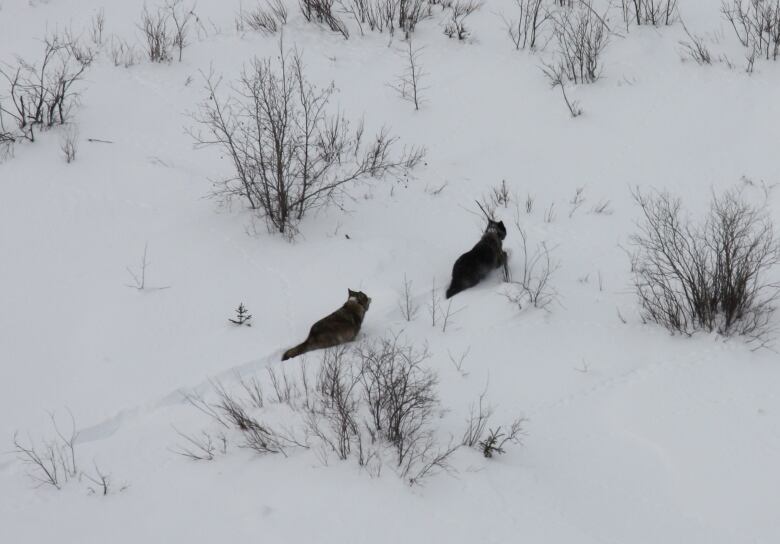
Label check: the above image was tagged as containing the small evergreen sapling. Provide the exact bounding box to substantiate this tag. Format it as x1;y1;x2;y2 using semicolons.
229;303;252;326
478;419;525;458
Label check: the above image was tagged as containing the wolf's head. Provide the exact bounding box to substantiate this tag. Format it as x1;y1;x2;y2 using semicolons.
348;289;372;310
485;219;507;241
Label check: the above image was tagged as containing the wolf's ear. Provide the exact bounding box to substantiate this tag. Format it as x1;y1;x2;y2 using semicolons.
348;289;356;297
498;220;505;228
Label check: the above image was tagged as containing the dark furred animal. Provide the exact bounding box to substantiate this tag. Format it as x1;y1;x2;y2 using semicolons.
282;290;372;361
446;220;507;298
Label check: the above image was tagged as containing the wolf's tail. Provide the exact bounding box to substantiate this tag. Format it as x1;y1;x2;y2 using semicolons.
445;283;461;299
282;340;309;361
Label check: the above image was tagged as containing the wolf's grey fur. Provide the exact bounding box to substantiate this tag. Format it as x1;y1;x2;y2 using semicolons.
446;220;508;298
282;289;372;361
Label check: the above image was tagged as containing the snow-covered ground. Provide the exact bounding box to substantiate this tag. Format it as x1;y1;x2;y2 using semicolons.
2;1;780;542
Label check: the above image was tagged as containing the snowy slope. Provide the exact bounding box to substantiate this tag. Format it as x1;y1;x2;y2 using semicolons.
2;1;780;542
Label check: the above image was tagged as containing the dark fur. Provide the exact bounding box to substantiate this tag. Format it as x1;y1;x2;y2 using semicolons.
446;220;507;298
282;289;372;361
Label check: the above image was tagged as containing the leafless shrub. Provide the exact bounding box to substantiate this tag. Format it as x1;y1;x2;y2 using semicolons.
505;226;560;310
241;420;294;456
182;390;230;427
390;39;426;110
590;199;613;214
109;36;140;67
461;389;493;447
83;462;115;495
166;0;196;62
340;0;382;34
343;0;430;37
399;273;420;321
65;31;97;67
542;61;582;117
138;5;173;62
440;299;463;332
568;186;586;217
621;0;677;26
424;181;448;195
172;428;220;460
502;0;551;51
447;347;470;377
299;339;453;483
60;124;78;163
545;3;608;84
267;365;297;404
300;0;350;39
125;242;170;291
213;381;304;456
443;0;483;40
239;375;265;408
213;381;258;431
405;438;459;485
479;418;525;458
355;337;439;469
313;346;361;459
544;202;556;222
268;0;290;22
237;0;288;34
524;193;535;213
0;32;90;142
378;0;399;33
721;0;780;61
679;21;712;64
631;188;779;340
13;411;79;489
181;339;470;486
0;130;14;159
190;42;424;237
427;277;442;326
485;179;512;209
398;0;432;37
90;9;106;47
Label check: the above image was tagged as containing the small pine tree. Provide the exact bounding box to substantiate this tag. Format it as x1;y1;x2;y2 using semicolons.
479;428;506;458
229;303;252;326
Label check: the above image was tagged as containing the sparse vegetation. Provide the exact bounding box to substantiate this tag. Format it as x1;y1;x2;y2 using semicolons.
390;39;426;110
504;224;560;310
721;0;780;62
139;5;173;62
190;41;424;237
109;36;140;67
502;0;551;51
545;3;609;85
166;0;197;62
180;336;484;485
0;32;91;143
399;274;420;321
631;187;779;341
236;0;288;34
621;0;677;26
300;0;351;39
13;412;79;489
443;0;483;40
13;411;122;494
125;243;170;291
60;124;78;163
90;8;106;47
680;22;713;65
